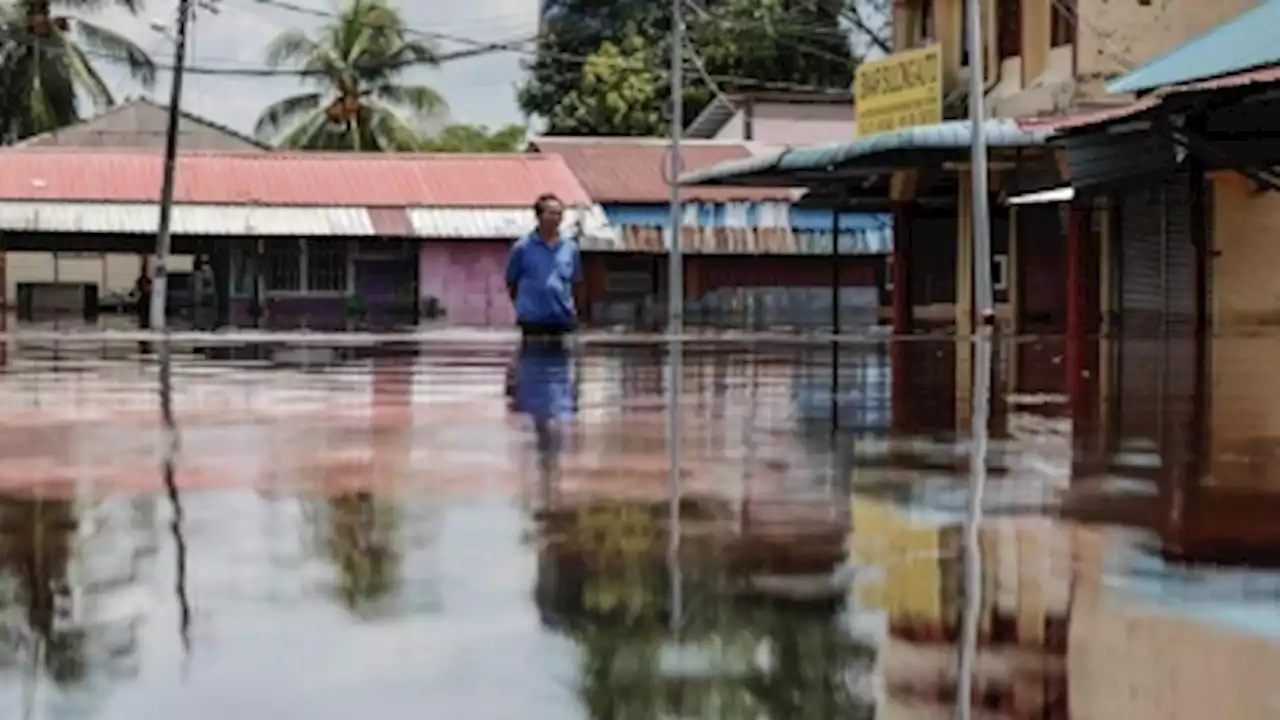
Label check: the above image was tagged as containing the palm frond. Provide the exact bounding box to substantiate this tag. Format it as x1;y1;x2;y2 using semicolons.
372;83;446;118
366;100;426;152
73;18;155;86
253;91;323;141
62;39;113;110
276;107;331;149
264;28;322;67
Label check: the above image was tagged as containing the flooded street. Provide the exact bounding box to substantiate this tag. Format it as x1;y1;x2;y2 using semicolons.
0;325;1277;718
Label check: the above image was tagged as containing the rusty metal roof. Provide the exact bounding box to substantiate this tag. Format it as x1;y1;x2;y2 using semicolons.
527;136;796;202
0;149;594;207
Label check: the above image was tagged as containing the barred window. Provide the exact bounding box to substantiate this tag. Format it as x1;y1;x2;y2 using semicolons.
306;240;349;292
264;240;302;291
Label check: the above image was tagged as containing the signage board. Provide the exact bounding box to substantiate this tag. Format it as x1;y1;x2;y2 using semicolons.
854;45;943;137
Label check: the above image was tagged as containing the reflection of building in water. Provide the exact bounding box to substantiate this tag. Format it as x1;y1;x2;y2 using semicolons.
849;495;1070;718
1069;530;1280;720
0;487;158;716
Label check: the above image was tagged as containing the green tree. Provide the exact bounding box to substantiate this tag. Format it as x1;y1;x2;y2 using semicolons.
519;0;857;136
253;0;447;151
0;0;156;142
421;122;526;152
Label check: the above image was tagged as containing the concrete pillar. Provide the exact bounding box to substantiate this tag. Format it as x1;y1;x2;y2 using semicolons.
891;203;913;334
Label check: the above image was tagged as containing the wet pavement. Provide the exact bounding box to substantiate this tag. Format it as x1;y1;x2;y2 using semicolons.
0;323;1278;718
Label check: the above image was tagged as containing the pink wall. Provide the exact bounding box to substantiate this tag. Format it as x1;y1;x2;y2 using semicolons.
418;241;515;326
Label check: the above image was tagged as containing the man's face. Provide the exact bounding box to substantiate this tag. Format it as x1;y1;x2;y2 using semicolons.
538;200;564;231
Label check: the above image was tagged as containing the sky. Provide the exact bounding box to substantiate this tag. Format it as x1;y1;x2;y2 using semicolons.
89;0;539;137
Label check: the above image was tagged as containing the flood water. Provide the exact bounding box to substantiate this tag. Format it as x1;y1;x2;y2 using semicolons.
0;323;1278;719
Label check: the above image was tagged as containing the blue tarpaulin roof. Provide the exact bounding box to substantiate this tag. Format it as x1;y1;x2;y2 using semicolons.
1108;0;1280;94
680;119;1051;187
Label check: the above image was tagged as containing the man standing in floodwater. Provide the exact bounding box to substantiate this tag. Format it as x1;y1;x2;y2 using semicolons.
506;193;582;340
506;193;580;508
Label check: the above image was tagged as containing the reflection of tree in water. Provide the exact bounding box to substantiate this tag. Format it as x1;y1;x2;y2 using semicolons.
538;504;877;719
319;491;403;618
0;497;87;685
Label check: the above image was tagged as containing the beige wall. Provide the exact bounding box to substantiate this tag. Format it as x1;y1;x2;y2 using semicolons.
1075;0;1260;81
894;0;1259;117
1206;173;1280;485
5;252;194;304
714;101;855;145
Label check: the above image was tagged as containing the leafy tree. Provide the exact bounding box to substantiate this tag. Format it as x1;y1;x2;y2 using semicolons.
519;0;864;136
421;122;526;152
0;0;156;142
544;32;664;137
253;0;447;151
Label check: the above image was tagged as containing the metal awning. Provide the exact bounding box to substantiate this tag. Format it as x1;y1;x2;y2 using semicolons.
1107;0;1280;94
680;118;1052;188
1006;186;1074;205
0;201;619;243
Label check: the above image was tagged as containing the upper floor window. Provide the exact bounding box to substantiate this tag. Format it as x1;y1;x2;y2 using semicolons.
1051;0;1076;47
997;0;1021;59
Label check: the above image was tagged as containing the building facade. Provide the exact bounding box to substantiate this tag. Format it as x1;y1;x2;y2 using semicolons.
529;137;892;330
1;100;271;311
0;150;610;329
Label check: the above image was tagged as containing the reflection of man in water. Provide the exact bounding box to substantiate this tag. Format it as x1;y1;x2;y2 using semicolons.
513;337;574;510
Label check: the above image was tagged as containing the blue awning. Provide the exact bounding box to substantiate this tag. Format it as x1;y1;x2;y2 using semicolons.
680;119;1051;187
1107;0;1280;94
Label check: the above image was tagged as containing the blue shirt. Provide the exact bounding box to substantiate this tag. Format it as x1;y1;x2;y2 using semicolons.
506;232;581;326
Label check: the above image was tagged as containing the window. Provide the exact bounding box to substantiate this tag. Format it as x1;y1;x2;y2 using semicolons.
264;240;302;291
997;0;1021;60
305;240;349;292
1051;0;1075;47
919;0;935;43
993;254;1009;292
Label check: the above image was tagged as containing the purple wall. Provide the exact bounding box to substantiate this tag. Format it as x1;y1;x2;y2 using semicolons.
418;240;513;326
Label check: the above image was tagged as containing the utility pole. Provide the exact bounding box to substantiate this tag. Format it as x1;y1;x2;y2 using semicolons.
666;0;685;634
150;0;194;332
966;0;994;320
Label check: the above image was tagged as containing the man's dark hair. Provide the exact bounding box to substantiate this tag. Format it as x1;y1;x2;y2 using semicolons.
533;193;563;217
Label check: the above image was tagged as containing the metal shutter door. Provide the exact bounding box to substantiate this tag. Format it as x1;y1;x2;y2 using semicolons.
1115;185;1165;450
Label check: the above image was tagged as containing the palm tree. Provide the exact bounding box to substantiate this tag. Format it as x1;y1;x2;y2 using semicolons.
253;0;447;151
0;0;156;142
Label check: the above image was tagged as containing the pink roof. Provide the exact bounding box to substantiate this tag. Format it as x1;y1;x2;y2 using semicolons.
0;149;594;207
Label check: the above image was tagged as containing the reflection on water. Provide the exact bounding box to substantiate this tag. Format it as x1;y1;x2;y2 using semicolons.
0;328;1277;717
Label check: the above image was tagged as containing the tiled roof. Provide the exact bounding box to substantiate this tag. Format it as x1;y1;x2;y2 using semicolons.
0;149;594;206
1108;0;1280;94
527;136;795;202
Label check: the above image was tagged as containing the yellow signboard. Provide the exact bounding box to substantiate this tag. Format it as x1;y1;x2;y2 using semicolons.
854;45;943;137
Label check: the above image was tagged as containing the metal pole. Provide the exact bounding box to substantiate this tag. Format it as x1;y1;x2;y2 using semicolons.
955;327;992;720
666;0;684;634
966;0;994;321
150;0;194;332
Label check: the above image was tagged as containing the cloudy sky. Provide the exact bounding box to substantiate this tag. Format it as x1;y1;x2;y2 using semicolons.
90;0;538;136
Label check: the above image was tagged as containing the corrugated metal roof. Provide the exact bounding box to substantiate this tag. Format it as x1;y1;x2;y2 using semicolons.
1108;0;1280;94
1045;66;1280;134
528;136;795;202
408;204;617;245
0;201;619;242
681;119;1049;186
0;150;594;206
0;201;377;235
614;224;892;254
